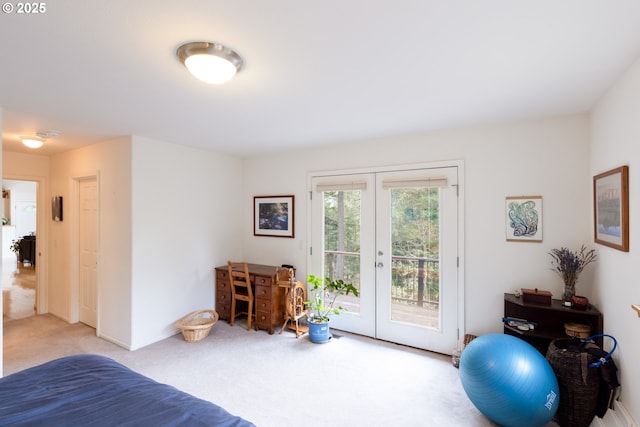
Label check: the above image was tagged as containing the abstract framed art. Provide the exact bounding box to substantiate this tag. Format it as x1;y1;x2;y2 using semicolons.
253;195;295;238
594;165;629;252
505;196;542;242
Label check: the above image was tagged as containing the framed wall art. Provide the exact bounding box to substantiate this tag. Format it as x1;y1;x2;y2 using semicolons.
52;196;63;222
505;196;542;242
594;165;629;252
254;195;295;238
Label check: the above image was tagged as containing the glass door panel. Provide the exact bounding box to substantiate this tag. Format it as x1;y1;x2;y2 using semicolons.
389;186;441;329
310;174;376;337
376;167;458;353
323;189;361;315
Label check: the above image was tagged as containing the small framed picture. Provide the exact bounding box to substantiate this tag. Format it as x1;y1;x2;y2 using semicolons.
254;195;295;238
505;196;542;242
594;165;629;252
52;196;63;222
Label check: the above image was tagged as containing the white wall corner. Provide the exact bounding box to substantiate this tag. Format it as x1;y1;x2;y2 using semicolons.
591;399;638;427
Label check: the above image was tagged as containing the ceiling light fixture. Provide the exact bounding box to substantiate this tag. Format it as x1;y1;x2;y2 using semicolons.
19;130;60;149
177;41;244;84
20;136;45;149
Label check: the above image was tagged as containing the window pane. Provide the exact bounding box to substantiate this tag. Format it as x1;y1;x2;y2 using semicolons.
389;187;440;329
323;190;361;314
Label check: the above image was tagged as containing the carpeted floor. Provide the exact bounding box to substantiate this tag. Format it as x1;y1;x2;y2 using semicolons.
3;314;500;426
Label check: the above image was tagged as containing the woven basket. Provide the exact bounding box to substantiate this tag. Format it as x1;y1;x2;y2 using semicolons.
546;339;601;427
565;322;591;339
463;334;477;349
176;309;219;343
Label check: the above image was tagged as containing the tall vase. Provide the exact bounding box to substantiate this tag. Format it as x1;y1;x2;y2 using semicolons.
563;283;575;302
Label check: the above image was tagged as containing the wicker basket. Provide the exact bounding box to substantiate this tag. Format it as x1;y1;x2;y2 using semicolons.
176;309;219;343
463;334;478;349
546;339;601;427
564;322;591;339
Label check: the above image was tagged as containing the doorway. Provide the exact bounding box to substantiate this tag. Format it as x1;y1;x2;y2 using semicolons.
76;176;98;328
2;179;38;321
309;164;462;353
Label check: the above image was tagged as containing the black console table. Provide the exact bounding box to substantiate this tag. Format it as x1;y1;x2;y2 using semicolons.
18;236;36;265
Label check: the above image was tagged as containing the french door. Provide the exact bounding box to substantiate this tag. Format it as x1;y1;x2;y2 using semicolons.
309;165;460;353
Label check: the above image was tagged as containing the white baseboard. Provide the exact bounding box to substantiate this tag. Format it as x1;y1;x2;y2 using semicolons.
591;400;637;427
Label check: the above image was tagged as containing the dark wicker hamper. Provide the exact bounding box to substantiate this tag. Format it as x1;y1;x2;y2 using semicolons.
545;335;619;427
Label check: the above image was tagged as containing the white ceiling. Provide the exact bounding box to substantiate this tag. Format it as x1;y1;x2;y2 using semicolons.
2;1;640;158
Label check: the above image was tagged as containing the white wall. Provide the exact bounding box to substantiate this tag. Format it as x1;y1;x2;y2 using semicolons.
591;56;640;423
49;137;133;347
130;136;243;350
2;151;49;178
243;114;592;336
1;107;3;375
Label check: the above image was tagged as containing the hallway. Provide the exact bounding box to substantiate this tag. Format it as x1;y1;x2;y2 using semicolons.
2;255;36;322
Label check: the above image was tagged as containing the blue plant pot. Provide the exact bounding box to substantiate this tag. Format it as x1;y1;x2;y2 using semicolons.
308;319;331;343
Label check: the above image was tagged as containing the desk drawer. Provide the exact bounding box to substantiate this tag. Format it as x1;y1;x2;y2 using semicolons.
256;311;270;327
216;269;229;280
217;289;231;305
256;297;272;329
255;284;272;299
216;300;231;320
215;268;231;320
217;279;230;293
254;275;272;287
256;297;271;313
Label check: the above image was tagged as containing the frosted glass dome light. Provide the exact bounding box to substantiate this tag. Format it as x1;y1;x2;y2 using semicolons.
177;41;244;84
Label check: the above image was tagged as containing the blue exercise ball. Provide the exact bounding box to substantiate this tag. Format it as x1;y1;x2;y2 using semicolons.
459;334;559;427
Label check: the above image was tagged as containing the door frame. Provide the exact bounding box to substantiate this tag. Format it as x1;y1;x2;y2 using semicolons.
70;172;100;331
307;160;466;350
2;173;49;315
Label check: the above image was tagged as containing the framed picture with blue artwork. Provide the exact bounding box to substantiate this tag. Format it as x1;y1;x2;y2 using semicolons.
594;165;628;252
253;195;295;238
505;196;542;242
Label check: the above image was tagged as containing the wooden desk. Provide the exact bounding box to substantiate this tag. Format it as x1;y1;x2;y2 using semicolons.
215;264;285;334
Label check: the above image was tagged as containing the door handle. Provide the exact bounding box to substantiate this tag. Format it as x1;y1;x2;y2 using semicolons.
377;262;384;268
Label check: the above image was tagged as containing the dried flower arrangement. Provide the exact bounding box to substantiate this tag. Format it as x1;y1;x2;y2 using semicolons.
549;245;596;301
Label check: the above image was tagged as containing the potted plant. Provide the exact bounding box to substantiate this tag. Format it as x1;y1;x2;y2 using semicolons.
306;274;359;343
10;239;21;257
549;245;596;303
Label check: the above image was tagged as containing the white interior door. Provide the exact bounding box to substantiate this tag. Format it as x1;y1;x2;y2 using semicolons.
78;178;98;328
309;166;459;353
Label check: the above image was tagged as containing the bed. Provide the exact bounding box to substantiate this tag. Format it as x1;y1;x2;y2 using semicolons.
0;354;255;426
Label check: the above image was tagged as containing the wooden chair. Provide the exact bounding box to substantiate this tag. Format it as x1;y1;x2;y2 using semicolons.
276;267;308;338
228;261;256;331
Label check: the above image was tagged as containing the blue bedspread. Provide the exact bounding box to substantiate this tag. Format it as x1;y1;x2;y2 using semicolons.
0;354;255;427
